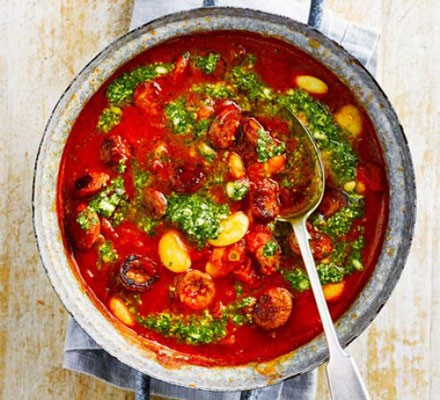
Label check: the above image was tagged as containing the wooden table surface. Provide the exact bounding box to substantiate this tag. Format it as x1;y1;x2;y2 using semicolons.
1;0;438;398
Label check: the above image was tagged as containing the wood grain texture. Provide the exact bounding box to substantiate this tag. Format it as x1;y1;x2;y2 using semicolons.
1;0;438;399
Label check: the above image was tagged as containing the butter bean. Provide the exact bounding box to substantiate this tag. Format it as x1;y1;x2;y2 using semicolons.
109;297;135;327
296;75;328;95
159;230;191;273
335;104;362;136
208;212;249;247
228;152;245;179
323;282;345;302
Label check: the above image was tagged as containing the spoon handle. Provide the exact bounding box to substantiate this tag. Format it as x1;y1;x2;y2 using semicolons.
292;219;370;400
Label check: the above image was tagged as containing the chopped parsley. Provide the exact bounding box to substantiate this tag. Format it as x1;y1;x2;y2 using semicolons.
132;167;150;195
194;119;211;138
138;215;158;236
317;263;345;284
230;68;273;103
165;194;230;247
98;241;118;263
138;310;227;345
347;235;365;272
196;53;221;74
262;240;278;257
198;142;217;163
97;107;122;132
106;63;173;107
226;180;249;201
234;282;243;296
204;82;236;99
76;208;99;230
311;192;364;238
226;297;256;326
282;268;310;292
165;98;196;135
115;160;127;174
256;130;286;163
279;90;358;184
138;296;256;345
87;176;128;225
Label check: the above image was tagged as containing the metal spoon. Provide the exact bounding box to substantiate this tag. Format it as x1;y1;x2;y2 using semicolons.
277;110;370;400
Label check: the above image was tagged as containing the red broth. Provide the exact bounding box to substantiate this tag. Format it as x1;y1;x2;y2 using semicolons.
57;31;388;366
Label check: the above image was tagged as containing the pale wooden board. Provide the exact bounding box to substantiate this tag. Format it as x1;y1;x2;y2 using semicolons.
1;0;438;399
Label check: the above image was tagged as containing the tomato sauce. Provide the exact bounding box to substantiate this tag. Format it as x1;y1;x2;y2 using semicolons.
57;31;389;366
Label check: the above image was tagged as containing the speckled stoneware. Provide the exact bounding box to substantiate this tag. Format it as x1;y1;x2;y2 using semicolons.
33;7;416;391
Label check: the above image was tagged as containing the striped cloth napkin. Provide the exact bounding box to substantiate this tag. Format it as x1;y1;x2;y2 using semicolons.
64;1;379;399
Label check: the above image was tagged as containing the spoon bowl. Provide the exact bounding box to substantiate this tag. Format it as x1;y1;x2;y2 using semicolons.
277;108;325;222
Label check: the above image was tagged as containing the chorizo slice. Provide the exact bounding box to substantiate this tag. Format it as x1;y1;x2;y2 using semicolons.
68;203;100;250
208;102;242;149
245;226;272;253
100;135;132;167
241;116;264;146
74;171;109;198
170;163;206;193
133;80;163;116
142;188;167;219
317;188;347;217
255;241;281;276
249;179;280;221
119;254;158;292
288;229;333;260
253;287;293;330
176;270;216;310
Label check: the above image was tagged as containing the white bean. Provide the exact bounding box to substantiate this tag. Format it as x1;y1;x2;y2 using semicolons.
335;105;362;136
208;212;249;247
158;230;191;273
296;75;328;95
109;297;135;327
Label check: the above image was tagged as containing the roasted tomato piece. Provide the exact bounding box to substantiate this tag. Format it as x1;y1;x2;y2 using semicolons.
142;188;167;219
265;155;286;176
74;171;109;198
241;116;264;145
120;254;158;292
208;102;242;149
170;163;206;193
100;135;132;167
316;188;346;217
176;270;216;310
249;179;280;221
253;287;293;330
288;229;333;260
255;241;281;276
206;240;246;278
68;203;100;250
357;162;387;192
197;100;215;120
133;80;163;116
232;258;261;289
310;230;334;259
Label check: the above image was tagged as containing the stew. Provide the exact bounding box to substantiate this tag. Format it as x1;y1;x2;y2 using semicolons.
57;31;388;366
